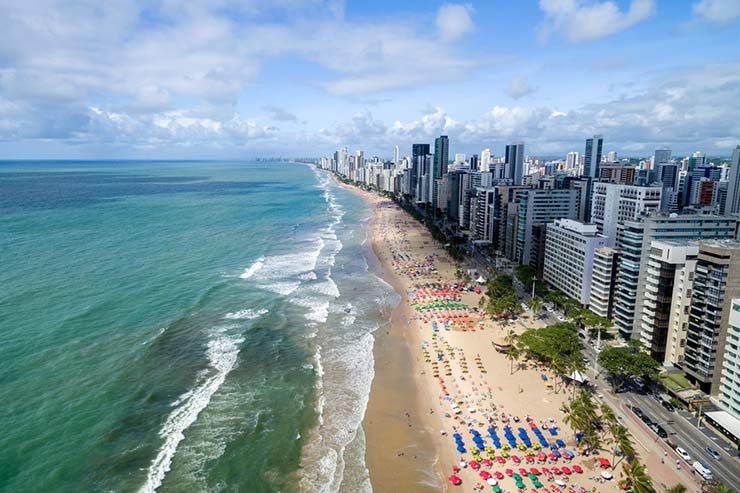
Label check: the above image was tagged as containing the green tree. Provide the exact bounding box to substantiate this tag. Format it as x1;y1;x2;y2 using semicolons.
505;343;520;375
619;460;654;493
598;345;661;392
530;296;541;316
609;423;636;470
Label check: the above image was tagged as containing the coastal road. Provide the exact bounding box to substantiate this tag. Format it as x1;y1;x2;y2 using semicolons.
580;344;740;488
471;252;740;486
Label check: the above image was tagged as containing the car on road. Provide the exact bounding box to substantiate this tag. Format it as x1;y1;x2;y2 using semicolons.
660;400;675;412
632;406;645;419
705;447;721;460
692;461;713;480
675;447;691;462
654;425;668;439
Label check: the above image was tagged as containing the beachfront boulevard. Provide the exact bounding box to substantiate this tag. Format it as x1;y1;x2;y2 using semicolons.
339;179;710;493
323;168;740;493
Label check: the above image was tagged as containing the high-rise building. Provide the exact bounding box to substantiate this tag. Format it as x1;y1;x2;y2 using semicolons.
433;135;449;178
613;214;739;339
637;240;699;362
393;145;400;164
469;154;479;171
606;151;618;163
719;300;740;418
589;247;620;319
725;145;740;215
515;189;580;265
505;142;525;185
687;151;706;171
598;164;636;184
583;135;604;179
410;144;430;201
566;151;580;170
471;187;496;244
684;240;740;395
654;149;672;167
683;165;722;208
590;183;662;247
543;219;607;305
480;148;492;172
454;153;466;165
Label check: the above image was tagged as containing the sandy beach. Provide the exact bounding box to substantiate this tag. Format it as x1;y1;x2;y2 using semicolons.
340;179;693;493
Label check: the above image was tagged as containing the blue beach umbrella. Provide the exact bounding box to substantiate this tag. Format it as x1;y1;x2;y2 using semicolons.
457;445;466;453
453;433;462;439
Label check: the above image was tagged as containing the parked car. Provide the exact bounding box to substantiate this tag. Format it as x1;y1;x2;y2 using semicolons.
632;407;645;419
661;400;676;412
692;461;713;480
655;425;668;439
675;447;691;462
705;447;721;460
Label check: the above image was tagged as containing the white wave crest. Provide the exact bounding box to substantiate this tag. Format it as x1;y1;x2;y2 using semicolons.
223;308;268;320
239;258;265;279
138;332;243;493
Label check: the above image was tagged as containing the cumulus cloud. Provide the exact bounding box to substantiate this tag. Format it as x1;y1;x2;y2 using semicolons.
507;76;535;99
321;62;740;156
436;3;475;41
538;0;655;42
692;0;740;25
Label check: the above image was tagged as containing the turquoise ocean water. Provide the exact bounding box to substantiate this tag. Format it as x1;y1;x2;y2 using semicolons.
0;161;397;492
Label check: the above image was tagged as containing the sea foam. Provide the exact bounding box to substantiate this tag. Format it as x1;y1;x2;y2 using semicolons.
138;331;243;493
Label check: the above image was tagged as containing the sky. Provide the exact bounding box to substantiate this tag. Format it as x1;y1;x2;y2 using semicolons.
1;0;739;159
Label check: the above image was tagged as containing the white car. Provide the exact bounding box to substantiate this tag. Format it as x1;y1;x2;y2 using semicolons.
692;461;713;480
675;447;691;462
557;315;566;321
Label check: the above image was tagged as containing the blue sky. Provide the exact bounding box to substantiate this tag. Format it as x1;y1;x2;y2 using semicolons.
1;0;739;159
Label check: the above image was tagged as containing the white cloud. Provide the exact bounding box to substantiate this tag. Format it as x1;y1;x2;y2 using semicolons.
692;0;740;25
436;3;475;41
538;0;655;42
507;76;535;99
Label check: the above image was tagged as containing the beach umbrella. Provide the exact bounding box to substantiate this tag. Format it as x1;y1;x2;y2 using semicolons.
487;478;497;486
561;467;572;475
456;445;466;453
494;471;504;479
556;439;566;448
598;457;610;468
468;460;480;470
476;442;485;450
572;465;583;473
505;468;514;477
479;470;492;480
448;475;462;486
530;468;540;475
600;471;613;480
551;467;561;475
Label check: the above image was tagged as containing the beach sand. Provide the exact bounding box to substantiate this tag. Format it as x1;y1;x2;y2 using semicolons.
341;179;692;493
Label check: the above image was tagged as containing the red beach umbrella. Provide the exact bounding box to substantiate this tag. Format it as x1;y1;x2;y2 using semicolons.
480;470;492;480
448;475;462;485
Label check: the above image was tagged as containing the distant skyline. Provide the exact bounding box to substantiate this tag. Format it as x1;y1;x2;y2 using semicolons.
1;0;740;159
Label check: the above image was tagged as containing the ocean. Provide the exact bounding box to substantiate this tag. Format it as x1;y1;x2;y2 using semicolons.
0;161;398;492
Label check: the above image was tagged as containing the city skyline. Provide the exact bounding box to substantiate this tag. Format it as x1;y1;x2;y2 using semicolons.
1;0;740;159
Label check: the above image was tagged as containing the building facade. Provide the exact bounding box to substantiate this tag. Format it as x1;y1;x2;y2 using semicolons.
590;183;662;247
543;219;607;306
684;241;740;395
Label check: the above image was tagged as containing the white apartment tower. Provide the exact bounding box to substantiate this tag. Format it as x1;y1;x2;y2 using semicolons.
590;183;662;246
543;219;607;306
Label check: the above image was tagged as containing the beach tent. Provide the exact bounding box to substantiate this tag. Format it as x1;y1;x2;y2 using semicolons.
476;276;486;284
567;370;588;383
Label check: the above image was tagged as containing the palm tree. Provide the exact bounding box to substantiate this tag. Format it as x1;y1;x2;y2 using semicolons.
505;343;520;374
609;424;636;470
530;296;541;317
619;460;653;493
600;403;617;440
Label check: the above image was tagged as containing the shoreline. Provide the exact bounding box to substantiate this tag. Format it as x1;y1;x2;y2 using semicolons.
331;171;691;493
